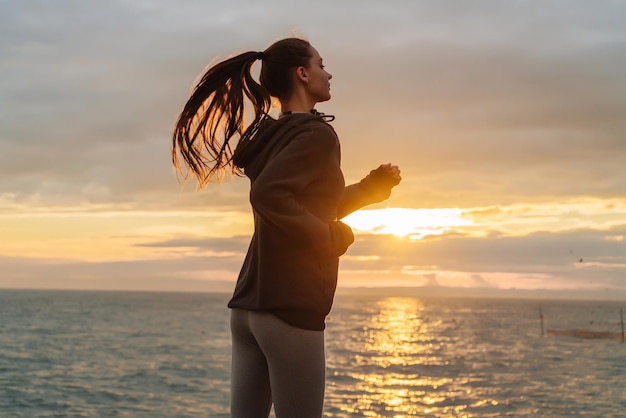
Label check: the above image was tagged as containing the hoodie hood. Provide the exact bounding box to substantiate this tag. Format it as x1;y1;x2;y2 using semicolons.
234;113;333;180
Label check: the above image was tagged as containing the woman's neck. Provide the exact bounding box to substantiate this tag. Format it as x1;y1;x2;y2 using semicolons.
280;92;315;114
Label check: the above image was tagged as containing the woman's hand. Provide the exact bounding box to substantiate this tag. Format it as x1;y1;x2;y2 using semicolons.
378;163;401;184
359;163;401;203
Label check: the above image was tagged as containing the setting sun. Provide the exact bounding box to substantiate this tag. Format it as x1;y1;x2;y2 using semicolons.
342;208;472;239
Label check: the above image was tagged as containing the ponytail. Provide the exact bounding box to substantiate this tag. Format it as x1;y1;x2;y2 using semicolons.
172;38;312;188
172;51;271;187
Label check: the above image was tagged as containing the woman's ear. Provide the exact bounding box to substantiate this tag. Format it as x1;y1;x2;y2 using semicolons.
295;66;309;83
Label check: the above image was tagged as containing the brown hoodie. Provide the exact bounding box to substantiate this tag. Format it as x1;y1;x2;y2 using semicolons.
228;112;388;330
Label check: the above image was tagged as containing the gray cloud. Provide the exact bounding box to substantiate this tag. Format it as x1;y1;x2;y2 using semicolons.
329;2;626;202
76;221;626;291
2;1;626;293
135;235;250;253
342;224;626;289
3;223;624;292
2;0;626;209
0;253;241;292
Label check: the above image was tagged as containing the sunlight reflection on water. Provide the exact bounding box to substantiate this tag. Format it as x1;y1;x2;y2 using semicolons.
326;296;503;417
3;291;624;417
325;295;625;417
324;297;462;417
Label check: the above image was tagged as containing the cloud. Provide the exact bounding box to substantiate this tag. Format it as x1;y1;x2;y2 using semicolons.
3;0;626;211
421;273;440;287
344;224;626;290
0;254;240;292
135;235;250;254
329;2;626;203
2;221;625;293
470;274;489;287
2;1;626;293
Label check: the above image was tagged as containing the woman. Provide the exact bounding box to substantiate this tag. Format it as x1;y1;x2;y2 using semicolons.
172;37;401;418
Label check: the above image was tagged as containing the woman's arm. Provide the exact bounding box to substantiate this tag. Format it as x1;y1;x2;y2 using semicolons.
337;164;401;219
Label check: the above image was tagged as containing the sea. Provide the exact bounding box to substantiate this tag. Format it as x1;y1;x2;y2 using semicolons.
1;290;624;418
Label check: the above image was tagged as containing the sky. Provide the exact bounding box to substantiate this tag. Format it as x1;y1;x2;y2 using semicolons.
1;0;625;298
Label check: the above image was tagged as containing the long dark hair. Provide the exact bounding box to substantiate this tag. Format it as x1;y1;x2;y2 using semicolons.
172;38;313;187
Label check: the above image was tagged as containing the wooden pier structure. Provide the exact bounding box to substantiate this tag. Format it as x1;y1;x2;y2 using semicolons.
541;306;625;342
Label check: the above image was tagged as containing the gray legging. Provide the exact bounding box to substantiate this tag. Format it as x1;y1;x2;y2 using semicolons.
230;309;325;418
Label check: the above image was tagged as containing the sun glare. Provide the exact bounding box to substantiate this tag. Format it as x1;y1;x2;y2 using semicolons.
342;208;472;239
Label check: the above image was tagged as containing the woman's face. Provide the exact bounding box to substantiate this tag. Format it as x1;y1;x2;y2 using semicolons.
304;47;333;103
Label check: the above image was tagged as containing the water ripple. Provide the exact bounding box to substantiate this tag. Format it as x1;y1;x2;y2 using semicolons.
1;290;624;417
